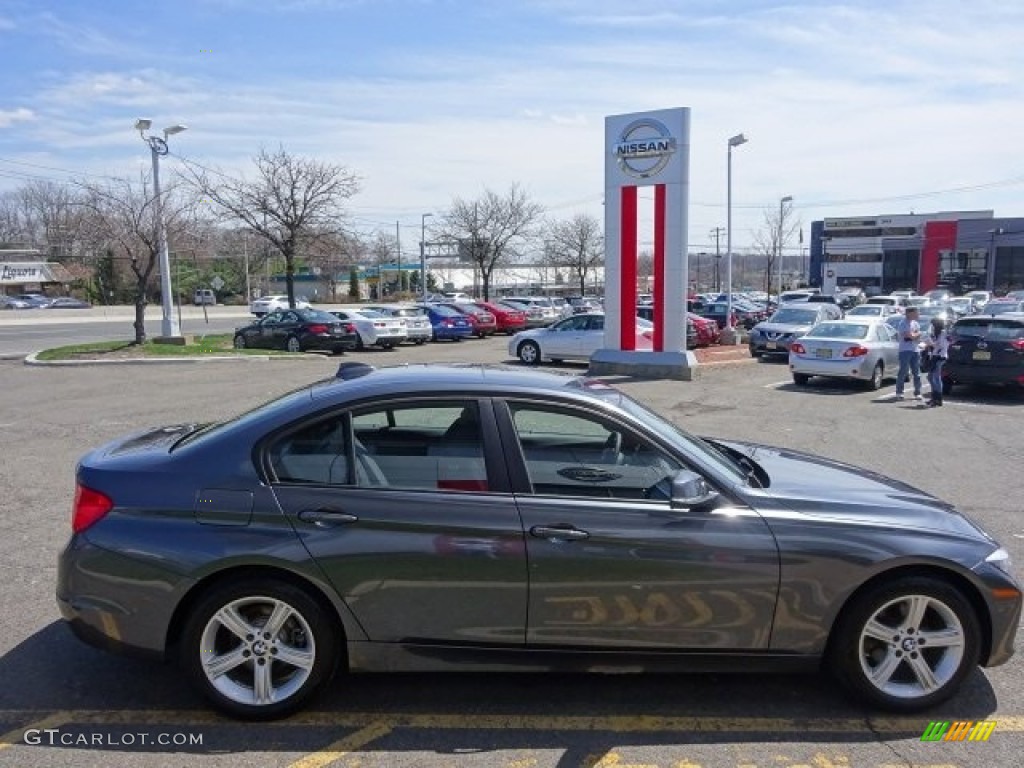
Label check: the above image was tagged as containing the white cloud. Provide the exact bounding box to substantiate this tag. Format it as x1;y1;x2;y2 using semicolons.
0;108;35;128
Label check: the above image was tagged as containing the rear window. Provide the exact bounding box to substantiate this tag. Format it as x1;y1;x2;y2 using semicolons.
431;304;463;318
392;308;425;317
953;319;1024;339
296;309;342;323
807;322;870;339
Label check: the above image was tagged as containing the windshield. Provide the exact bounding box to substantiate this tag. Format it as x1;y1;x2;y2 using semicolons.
807;322;870;339
770;308;817;324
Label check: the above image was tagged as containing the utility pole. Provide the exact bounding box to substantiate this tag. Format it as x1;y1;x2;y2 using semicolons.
709;226;725;292
395;221;402;296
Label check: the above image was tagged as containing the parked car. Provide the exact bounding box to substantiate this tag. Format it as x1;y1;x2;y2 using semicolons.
693;301;737;331
437;302;498;338
942;314;1024;394
965;290;993;307
13;292;52;308
946;297;979;317
361;304;431;345
633;306;701;349
510;312;653;364
689;314;720;346
846;303;902;321
499;299;550;329
1006;290;1024;300
0;295;32;309
924;288;954;303
477;300;527;335
567;296;603;314
801;295;844;319
864;295;910;311
250;294;311;317
748;304;834;358
329;308;408;349
980;298;1024;316
416;303;474;341
57;363;1021;719
232;309;358;353
789;319;899;390
43;296;93;309
779;290;817;304
836;287;866;309
503;296;561;325
193;288;217;306
441;291;472;302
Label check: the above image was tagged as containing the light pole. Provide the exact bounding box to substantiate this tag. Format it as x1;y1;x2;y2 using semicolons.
135;118;187;340
726;133;747;342
777;195;792;302
420;212;433;302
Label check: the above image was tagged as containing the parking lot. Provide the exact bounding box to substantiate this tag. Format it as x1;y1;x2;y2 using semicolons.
0;335;1021;768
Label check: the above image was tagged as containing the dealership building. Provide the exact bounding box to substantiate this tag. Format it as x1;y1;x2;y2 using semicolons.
809;210;1024;295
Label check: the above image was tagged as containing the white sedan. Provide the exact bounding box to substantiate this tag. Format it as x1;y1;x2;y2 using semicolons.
250;295;310;317
788;319;899;390
362;304;432;344
509;312;653;365
329;308;408;349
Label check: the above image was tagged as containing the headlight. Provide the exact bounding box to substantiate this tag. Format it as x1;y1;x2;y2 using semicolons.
985;547;1014;575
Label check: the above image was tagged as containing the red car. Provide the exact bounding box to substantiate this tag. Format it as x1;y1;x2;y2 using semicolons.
476;300;527;335
436;302;498;338
689;314;720;347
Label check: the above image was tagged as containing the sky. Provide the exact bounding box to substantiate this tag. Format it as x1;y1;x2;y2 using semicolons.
2;0;1024;255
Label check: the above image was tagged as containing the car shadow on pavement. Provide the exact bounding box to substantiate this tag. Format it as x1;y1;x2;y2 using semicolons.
0;622;1000;757
774;381;880;396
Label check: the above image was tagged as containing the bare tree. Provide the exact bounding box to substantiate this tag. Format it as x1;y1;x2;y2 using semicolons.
439;184;544;300
76;175;197;344
182;146;361;308
546;213;603;296
750;203;801;302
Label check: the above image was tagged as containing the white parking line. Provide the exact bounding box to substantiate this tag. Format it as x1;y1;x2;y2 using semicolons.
763;381;791;389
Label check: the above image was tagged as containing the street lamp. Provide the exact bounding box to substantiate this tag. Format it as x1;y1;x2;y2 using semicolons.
777;195;793;302
420;212;434;302
726;133;747;341
135;118;187;340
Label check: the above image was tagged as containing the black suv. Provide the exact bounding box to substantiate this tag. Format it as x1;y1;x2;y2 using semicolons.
943;314;1024;394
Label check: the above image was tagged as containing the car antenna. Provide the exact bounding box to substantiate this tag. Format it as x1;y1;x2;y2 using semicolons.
335;362;375;380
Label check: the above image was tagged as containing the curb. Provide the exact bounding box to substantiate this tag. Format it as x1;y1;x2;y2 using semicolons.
22;351;329;367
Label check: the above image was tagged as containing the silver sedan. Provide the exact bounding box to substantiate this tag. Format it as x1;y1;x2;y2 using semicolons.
789;319;899;390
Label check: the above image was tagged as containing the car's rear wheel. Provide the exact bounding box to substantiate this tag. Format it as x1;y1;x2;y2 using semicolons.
518;340;541;365
233;335;246;350
792;373;810;386
865;362;884;391
285;336;302;353
180;579;340;720
830;576;979;712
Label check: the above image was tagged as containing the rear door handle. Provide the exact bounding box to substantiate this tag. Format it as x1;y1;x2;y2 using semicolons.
298;508;359;527
530;525;589;542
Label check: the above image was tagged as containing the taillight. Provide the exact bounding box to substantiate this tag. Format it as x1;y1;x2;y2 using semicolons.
790;342;806;354
443;319;454;326
344;323;356;333
843;345;869;357
72;484;113;533
1011;338;1024;351
307;324;328;334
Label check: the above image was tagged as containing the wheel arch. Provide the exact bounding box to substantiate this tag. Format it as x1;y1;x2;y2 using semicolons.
823;563;993;666
165;564;359;665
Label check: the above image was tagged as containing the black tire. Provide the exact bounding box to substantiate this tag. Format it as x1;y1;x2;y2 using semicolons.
865;362;884;391
453;336;463;342
749;347;761;359
233;335;246;350
518;340;541;366
414;339;426;345
942;378;954;396
356;335;365;351
285;336;302;354
180;578;341;720
829;576;980;712
792;373;811;386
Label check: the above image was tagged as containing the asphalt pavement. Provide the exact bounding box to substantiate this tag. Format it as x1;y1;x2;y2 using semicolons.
0;332;1021;768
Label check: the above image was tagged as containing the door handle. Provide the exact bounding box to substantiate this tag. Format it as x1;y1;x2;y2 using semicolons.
530;525;589;541
298;508;359;527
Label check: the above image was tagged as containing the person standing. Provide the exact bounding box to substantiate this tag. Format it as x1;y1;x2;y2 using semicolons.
925;315;950;407
895;307;923;401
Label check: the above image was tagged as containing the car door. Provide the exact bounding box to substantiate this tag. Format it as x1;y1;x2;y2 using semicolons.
496;399;780;650
278;310;302;348
544;315;589;358
268;397;528;645
877;323;899;369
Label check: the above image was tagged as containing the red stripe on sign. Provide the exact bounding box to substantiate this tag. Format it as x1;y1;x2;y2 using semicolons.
653;184;666;351
620;186;638;351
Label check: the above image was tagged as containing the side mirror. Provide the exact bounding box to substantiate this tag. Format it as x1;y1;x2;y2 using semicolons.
670;469;720;511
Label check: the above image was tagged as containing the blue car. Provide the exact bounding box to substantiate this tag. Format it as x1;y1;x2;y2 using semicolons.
418;303;473;341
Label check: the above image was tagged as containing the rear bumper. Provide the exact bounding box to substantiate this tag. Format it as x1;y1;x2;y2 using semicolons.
305;334;359;351
944;363;1024;386
789;357;879;380
434;326;473;339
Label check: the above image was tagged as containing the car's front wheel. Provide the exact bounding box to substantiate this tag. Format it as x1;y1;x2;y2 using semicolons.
830;576;980;712
285;335;302;353
233;335;246;350
518;340;541;365
180;579;341;720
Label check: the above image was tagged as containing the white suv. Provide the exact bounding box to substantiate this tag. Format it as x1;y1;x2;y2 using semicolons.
250;294;310;317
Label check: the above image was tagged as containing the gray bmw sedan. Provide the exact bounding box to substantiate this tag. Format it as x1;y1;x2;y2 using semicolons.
58;363;1021;719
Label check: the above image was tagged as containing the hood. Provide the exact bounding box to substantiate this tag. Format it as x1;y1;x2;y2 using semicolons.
753;321;812;334
720;439;992;542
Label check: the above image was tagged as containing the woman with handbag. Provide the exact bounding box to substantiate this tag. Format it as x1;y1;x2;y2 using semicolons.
925;316;950;407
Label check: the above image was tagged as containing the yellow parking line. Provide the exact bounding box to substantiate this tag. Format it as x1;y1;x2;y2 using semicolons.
287;719;392;768
0;711;73;750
